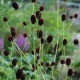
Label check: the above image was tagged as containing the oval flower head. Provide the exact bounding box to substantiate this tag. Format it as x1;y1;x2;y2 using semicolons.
0;38;4;51
16;34;29;52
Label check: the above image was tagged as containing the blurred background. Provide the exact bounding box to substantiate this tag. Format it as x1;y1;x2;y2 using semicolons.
0;0;80;79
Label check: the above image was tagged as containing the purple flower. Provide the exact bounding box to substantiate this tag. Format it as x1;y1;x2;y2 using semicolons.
0;38;4;51
16;34;29;52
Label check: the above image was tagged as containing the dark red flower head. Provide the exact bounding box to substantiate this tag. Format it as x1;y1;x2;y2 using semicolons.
12;58;17;66
51;62;56;66
20;74;25;80
60;59;65;64
12;1;19;10
38;18;44;26
46;62;50;66
68;68;73;76
10;27;16;37
4;50;9;56
63;39;67;45
69;16;73;19
31;15;36;24
47;35;53;43
73;39;79;45
39;6;44;11
10;27;15;32
40;37;44;44
66;58;71;66
8;36;13;42
36;10;41;20
16;69;23;79
3;17;8;22
74;14;78;19
61;14;66;21
37;30;43;38
23;33;27;38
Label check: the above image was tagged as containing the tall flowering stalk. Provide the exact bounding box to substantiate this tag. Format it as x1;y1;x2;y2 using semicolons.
0;0;79;80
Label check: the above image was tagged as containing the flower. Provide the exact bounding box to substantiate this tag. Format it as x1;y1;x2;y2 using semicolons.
0;38;4;51
12;1;19;10
16;34;29;52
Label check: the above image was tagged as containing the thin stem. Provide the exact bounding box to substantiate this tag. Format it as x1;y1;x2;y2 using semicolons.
13;41;32;68
33;37;36;66
26;25;34;37
65;66;68;80
42;44;44;62
32;3;34;14
62;22;65;58
6;22;10;32
54;0;60;62
54;37;59;62
59;19;75;39
63;22;64;39
51;67;54;79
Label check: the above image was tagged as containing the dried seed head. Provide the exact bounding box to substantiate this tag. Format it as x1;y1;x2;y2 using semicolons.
31;15;36;24
61;14;66;21
66;58;71;66
12;58;17;66
63;39;67;45
23;33;27;38
3;17;8;22
60;59;65;64
32;0;36;2
12;1;19;10
39;6;44;11
4;50;9;56
73;39;79;45
47;35;53;43
74;14;78;19
68;68;73;76
38;18;44;26
36;10;41;20
37;30;43;38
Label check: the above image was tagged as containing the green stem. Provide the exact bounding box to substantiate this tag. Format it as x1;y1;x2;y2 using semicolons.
59;19;75;39
54;0;60;62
